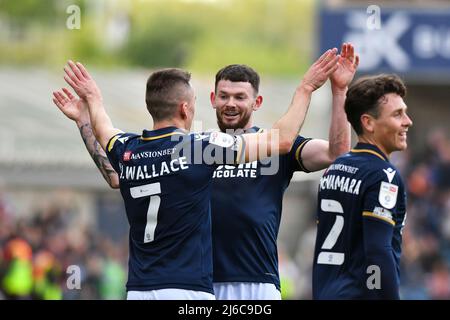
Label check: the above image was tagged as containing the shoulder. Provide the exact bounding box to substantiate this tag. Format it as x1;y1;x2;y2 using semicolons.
337;153;405;188
347;153;401;179
370;162;404;187
107;132;139;152
365;162;405;209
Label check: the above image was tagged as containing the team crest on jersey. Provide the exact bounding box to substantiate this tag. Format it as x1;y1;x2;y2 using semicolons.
378;181;398;209
123;151;132;161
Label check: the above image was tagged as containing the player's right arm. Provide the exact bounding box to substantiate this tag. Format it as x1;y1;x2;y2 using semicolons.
240;48;340;163
299;43;358;172
63;60;122;152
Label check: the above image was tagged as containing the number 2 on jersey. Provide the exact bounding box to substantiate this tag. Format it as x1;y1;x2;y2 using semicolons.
317;199;345;265
130;182;161;243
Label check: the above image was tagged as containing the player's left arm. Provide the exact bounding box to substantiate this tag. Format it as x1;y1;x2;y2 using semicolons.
241;48;340;163
299;43;359;172
361;173;403;299
363;217;399;299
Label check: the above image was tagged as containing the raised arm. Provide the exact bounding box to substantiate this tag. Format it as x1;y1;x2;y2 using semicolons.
52;89;119;188
63;61;122;151
241;48;340;163
301;43;359;171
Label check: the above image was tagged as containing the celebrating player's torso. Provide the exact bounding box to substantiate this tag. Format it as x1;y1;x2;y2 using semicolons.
313;143;406;299
106;126;242;294
211;127;311;290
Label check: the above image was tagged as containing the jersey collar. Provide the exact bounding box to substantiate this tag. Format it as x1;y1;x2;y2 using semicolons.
141;126;187;141
351;143;389;162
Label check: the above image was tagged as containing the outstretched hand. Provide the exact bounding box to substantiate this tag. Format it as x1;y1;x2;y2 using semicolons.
63;60;102;101
60;60;121;151
52;88;89;125
330;43;360;92
301;48;340;93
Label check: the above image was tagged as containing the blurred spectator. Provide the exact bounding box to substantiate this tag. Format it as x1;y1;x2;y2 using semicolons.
0;195;127;300
98;238;126;300
425;258;450;299
1;237;33;299
279;244;301;300
33;250;62;300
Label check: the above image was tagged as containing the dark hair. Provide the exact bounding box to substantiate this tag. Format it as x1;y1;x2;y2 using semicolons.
345;74;407;135
215;64;260;95
145;68;192;121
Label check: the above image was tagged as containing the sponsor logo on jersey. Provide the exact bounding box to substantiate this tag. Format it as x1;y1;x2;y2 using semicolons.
328;163;359;174
130;148;176;160
383;168;396;183
118;136;129;144
213;161;258;179
123;151;132;161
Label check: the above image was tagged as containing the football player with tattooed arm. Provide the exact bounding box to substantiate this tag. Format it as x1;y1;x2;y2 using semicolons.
54;43;358;300
52;49;340;300
313;74;413;299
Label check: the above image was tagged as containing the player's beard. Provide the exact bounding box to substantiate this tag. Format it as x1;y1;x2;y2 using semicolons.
216;109;252;133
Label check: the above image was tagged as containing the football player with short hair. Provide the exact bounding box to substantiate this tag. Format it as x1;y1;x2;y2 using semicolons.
313;74;412;299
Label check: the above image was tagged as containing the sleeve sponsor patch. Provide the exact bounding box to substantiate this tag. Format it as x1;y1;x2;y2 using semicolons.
373;206;393;221
363;208;395;226
378;181;398;209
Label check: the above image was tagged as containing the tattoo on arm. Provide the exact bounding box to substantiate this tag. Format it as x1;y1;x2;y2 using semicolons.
79;123;118;187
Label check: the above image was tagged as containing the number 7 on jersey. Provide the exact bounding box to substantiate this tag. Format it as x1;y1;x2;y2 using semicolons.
130;182;161;243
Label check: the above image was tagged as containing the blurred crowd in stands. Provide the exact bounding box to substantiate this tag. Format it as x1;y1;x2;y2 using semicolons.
1;128;450;300
0;197;127;300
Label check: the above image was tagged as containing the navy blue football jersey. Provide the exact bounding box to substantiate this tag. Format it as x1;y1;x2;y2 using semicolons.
106;126;243;294
313;143;407;299
211;127;311;289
